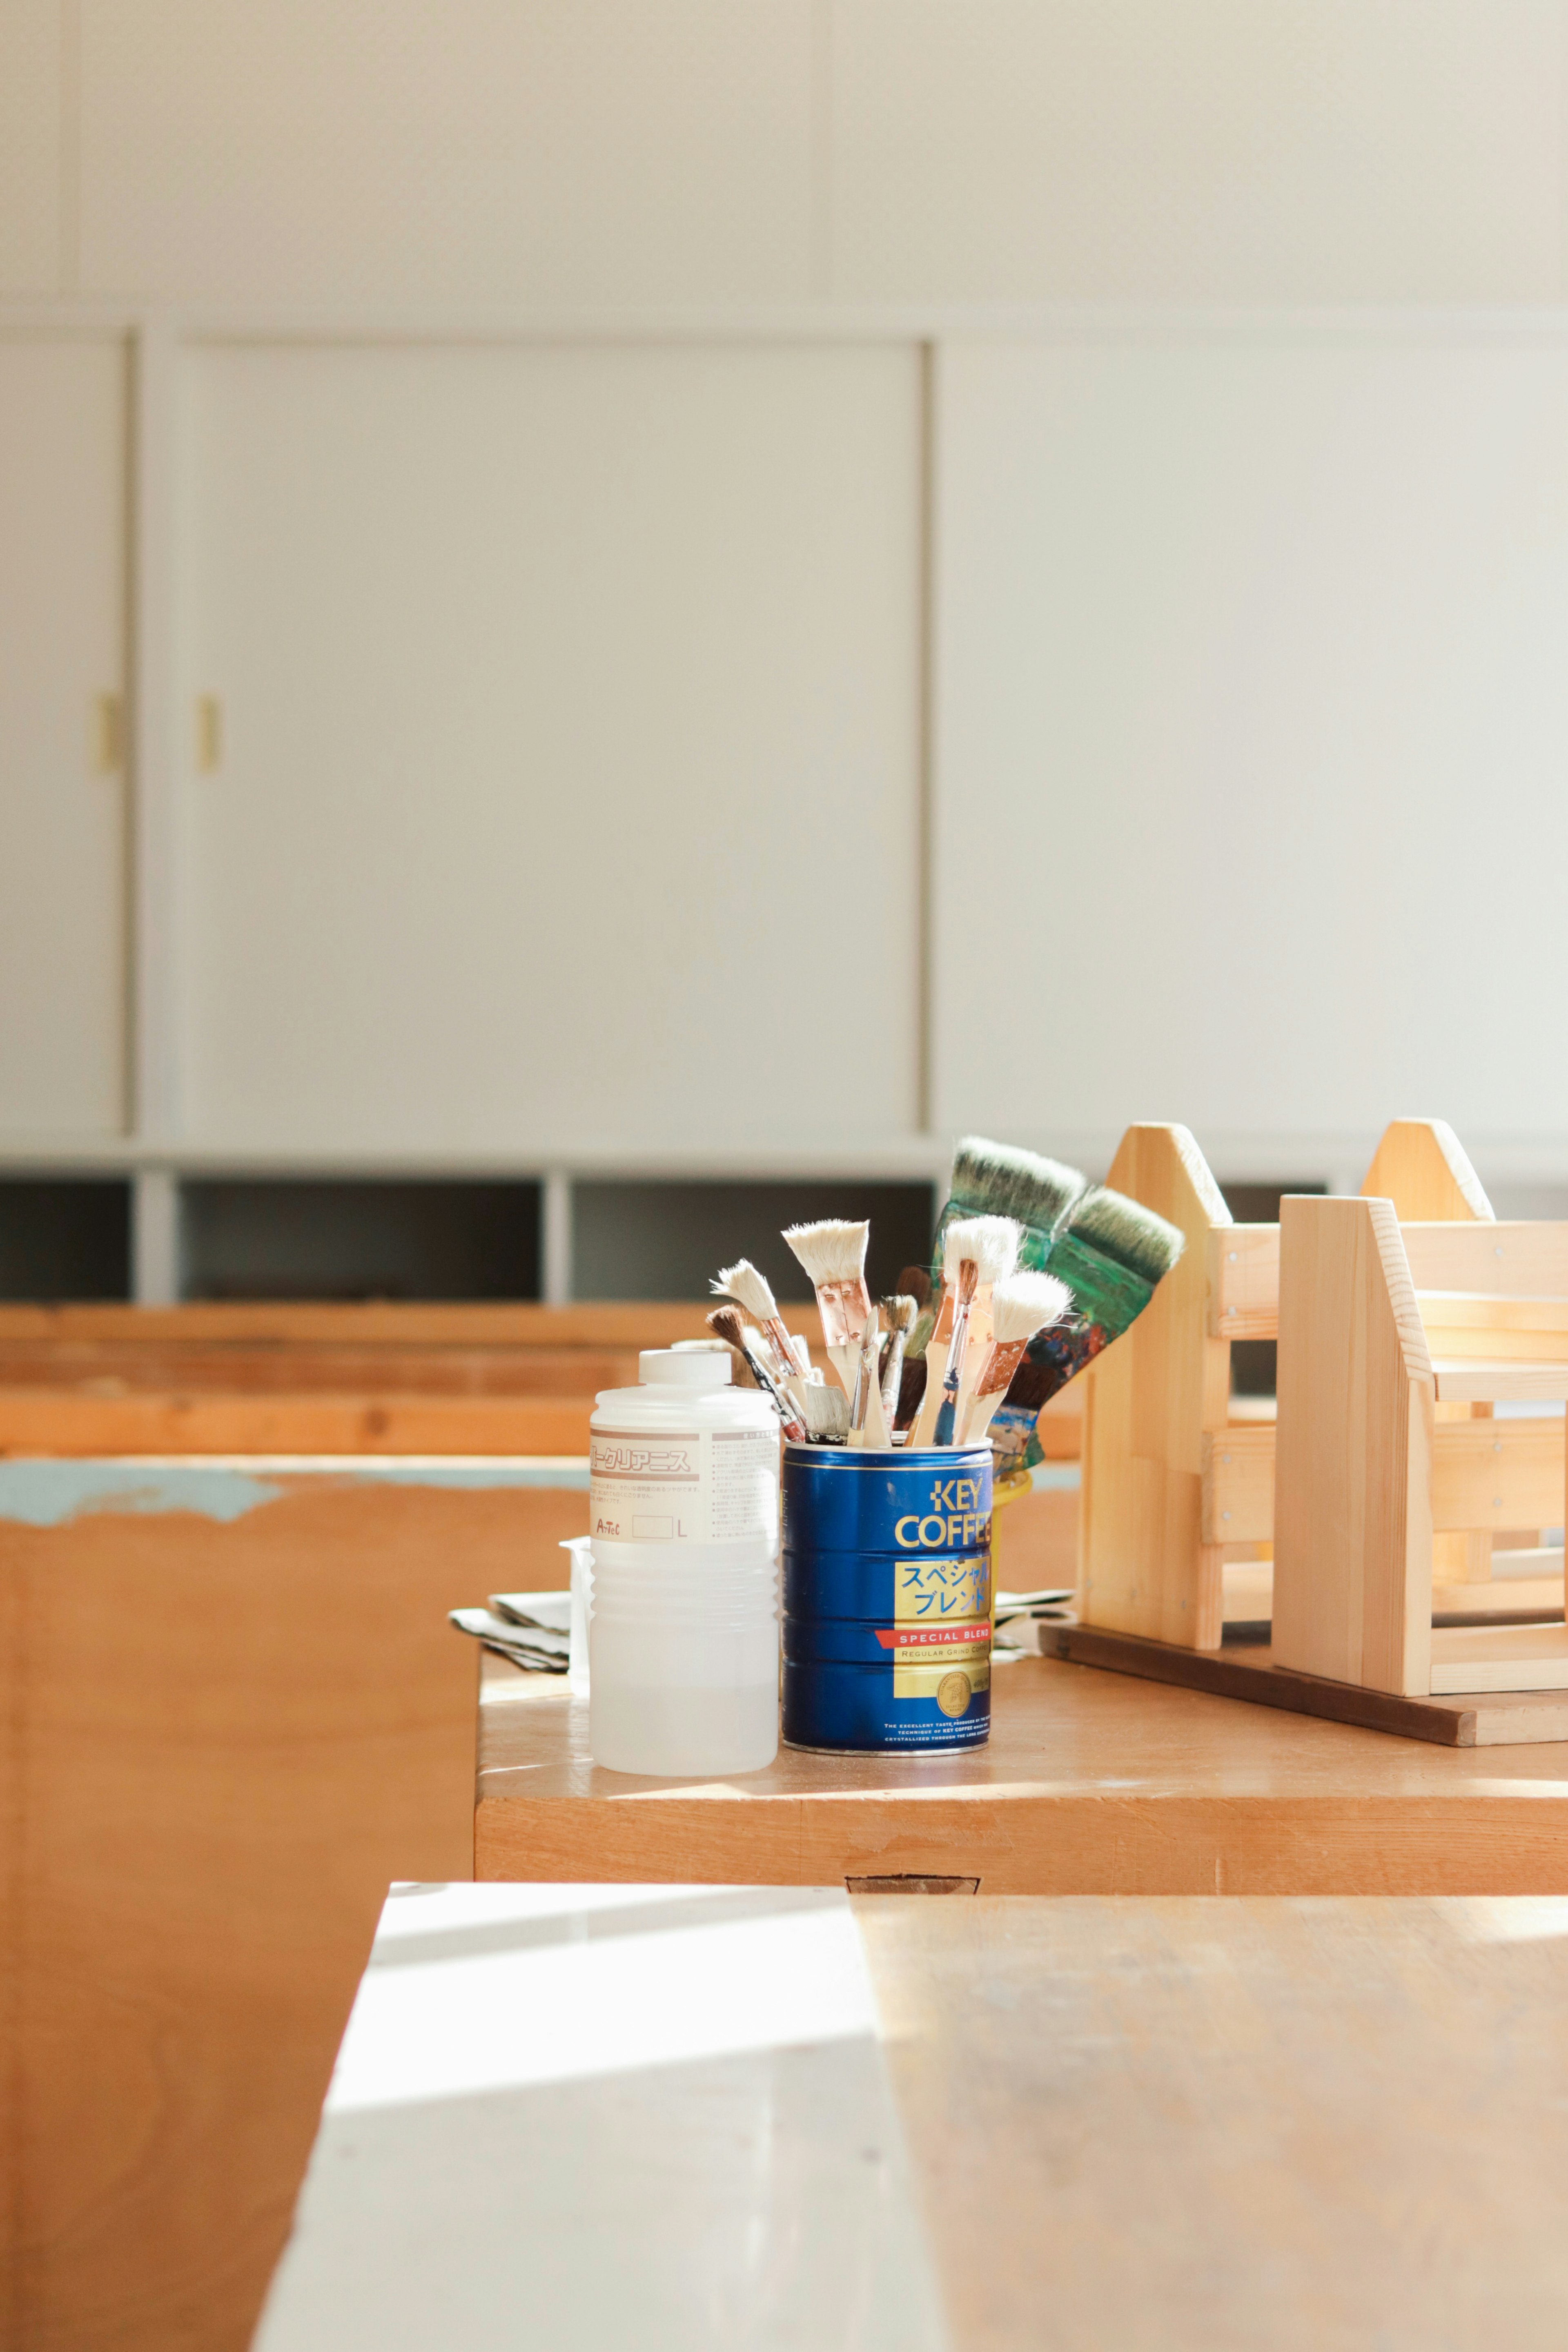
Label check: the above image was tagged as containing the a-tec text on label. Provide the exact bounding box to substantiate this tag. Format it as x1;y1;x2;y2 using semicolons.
894;1476;989;1551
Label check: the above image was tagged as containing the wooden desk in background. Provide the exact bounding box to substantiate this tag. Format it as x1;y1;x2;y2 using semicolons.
256;1884;1568;2351
476;1650;1568;1893
2;1454;584;2352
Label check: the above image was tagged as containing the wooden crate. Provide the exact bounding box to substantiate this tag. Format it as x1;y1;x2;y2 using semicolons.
1079;1119;1563;1652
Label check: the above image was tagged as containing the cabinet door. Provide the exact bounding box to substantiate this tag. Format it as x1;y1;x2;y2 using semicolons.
0;338;127;1135
934;338;1568;1153
178;344;922;1155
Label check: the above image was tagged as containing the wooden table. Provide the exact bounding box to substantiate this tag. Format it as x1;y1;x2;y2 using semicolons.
256;1883;1568;2350
476;1650;1568;1893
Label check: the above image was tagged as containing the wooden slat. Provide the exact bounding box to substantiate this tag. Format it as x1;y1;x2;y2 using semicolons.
1202;1425;1275;1544
1078;1125;1231;1651
0;1388;597;1456
1207;1414;1566;1544
0;1343;638;1396
1206;1224;1279;1341
1431;1415;1566;1530
1049;1623;1568;1746
0;1301;719;1348
1433;1360;1568;1404
1431;1622;1568;1694
1401;1223;1568;1297
1273;1198;1434;1698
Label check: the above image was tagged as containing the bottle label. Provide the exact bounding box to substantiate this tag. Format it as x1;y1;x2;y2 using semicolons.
589;1424;779;1545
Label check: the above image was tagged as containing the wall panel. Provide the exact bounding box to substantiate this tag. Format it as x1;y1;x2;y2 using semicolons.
177;342;922;1155
933;337;1568;1154
0;337;127;1137
80;0;814;308
831;0;1564;303
0;0;60;292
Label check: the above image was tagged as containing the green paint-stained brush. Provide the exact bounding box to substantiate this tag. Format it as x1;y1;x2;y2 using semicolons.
945;1136;1087;1237
928;1135;1185;1464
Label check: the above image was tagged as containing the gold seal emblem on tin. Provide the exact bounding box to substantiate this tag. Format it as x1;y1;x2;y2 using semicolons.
935;1670;971;1719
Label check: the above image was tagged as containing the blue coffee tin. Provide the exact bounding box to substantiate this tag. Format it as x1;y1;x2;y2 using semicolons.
781;1444;993;1752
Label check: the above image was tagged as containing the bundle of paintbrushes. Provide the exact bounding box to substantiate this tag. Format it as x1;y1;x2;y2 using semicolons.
910;1136;1186;1475
704;1217;1073;1453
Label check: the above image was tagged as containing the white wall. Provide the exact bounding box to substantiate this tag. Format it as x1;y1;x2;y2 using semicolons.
0;1;1558;307
4;2;1568;1189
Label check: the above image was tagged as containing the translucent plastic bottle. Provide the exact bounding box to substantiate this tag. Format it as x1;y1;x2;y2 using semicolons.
588;1350;780;1775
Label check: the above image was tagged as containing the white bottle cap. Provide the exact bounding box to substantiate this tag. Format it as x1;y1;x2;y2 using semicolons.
638;1347;733;1391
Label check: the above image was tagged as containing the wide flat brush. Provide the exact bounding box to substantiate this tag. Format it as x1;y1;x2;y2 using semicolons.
960;1271;1071;1446
710;1260;804;1396
912;1214;1020;1449
782;1219;872;1402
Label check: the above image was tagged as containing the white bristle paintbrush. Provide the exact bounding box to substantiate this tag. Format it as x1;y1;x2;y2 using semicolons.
911;1215;1021;1449
710;1260;804;1395
848;1307;893;1450
960;1272;1071;1446
782;1219;871;1402
878;1293;916;1441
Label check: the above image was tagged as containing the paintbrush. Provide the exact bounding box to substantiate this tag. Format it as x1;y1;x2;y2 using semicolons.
800;1382;851;1445
931;1135;1184;1445
878;1294;917;1440
847;1306;893;1449
912;1215;1021;1449
897;1264;933;1310
708;1302;807;1441
782;1219;872;1401
944;1136;1087;1238
710;1260;804;1394
704;1307;758;1387
960;1271;1071;1446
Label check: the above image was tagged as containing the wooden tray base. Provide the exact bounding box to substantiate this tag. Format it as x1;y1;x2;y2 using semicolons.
1048;1624;1568;1747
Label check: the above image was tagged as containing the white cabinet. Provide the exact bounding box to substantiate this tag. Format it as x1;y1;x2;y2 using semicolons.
0;337;128;1137
933;338;1568;1153
176;343;922;1155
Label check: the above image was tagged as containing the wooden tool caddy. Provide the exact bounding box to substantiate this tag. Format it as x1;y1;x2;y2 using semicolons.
1058;1119;1568;1743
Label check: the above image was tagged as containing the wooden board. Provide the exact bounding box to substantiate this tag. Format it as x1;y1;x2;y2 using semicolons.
0;1301;718;1348
0;1387;598;1457
1360;1117;1494;1221
1206;1222;1280;1340
1401;1222;1568;1296
4;1458;587;2352
1430;1621;1568;1694
249;1886;1568;2352
475;1648;1568;1893
1273;1197;1434;1697
1078;1124;1231;1650
1049;1621;1568;1746
1433;1359;1568;1404
865;1895;1568;2351
1208;1412;1566;1543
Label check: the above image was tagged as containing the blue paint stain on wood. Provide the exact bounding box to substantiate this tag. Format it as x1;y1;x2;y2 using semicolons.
0;1462;288;1527
0;1455;589;1526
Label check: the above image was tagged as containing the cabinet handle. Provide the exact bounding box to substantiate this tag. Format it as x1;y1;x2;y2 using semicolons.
196;696;223;773
91;692;122;774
